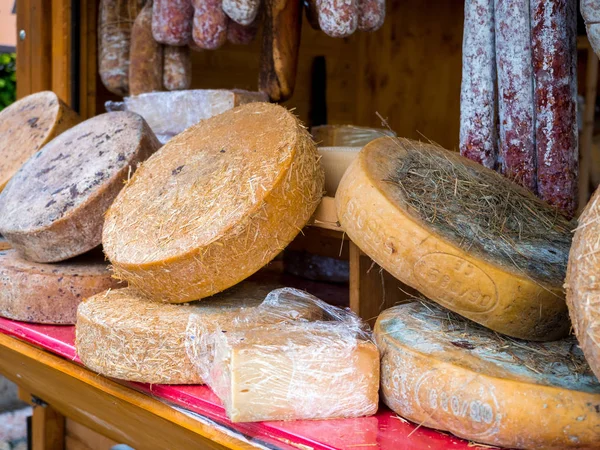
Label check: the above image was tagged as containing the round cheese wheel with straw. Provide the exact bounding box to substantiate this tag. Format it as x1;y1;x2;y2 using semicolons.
103;103;324;303
566;186;600;380
375;302;600;449
0;91;80;192
0;112;161;263
336;137;572;341
76;283;322;384
0;248;120;324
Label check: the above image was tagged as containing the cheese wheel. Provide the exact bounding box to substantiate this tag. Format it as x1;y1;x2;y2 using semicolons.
375;302;600;449
76;283;322;384
103;103;324;303
0;112;161;263
0;249;120;324
311;124;395;147
336;138;572;340
566;187;600;380
0;91;80;192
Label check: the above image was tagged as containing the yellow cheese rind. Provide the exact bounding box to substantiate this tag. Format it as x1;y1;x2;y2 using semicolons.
375;303;600;450
336;138;570;340
76;283;321;384
0;91;80;192
0;249;119;324
566;187;600;380
103;103;324;303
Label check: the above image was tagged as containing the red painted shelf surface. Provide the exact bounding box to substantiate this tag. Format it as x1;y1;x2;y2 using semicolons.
0;317;478;450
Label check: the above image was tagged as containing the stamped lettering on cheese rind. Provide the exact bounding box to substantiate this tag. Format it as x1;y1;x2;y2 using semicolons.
413;370;501;439
413;253;498;314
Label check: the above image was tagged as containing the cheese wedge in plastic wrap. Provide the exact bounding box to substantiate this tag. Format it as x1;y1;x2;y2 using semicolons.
76;282;322;384
106;89;268;143
186;288;380;422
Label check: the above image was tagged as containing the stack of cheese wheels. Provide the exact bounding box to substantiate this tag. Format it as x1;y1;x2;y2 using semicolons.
0;112;161;262
0;249;120;324
336;137;572;340
103;102;324;303
76;282;322;384
0;91;80;192
566;186;600;379
375;302;600;449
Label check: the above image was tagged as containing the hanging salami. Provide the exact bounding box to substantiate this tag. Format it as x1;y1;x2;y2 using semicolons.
163;46;192;90
152;0;194;45
531;0;578;218
495;0;536;192
192;0;229;49
459;0;497;170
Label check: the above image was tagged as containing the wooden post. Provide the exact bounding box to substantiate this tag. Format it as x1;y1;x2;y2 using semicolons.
32;402;66;450
349;242;416;326
580;42;599;212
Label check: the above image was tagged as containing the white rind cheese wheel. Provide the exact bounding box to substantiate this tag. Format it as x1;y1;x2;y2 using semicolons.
336;138;572;340
311;125;396;147
0;112;161;263
103;103;324;303
0;91;80;191
566;186;600;379
0;249;120;324
76;283;321;384
375;303;600;449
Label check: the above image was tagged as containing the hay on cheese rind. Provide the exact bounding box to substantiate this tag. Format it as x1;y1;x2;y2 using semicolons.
76;283;322;384
375;302;600;450
103;102;324;303
566;186;600;380
0;91;80;192
0;248;120;324
0;111;161;263
336;137;572;341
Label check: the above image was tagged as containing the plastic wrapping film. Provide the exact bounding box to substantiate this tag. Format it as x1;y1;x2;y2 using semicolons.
186;287;380;423
311;124;396;147
105;89;268;143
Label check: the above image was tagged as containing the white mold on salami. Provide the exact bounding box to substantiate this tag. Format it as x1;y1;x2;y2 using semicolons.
152;0;194;45
0;112;161;263
223;0;261;26
459;0;497;170
531;0;578;218
357;0;384;32
494;0;536;192
192;0;228;49
163;46;193;90
317;0;357;38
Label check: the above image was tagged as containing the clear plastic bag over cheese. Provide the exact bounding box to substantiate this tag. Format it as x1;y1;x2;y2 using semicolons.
105;89;268;143
311;124;396;147
186;288;380;423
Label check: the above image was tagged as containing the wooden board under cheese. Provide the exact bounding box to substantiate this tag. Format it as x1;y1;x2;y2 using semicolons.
106;89;268;143
192;288;379;422
0;91;80;192
0;112;161;263
336;138;572;341
103;103;324;303
76;283;322;384
566;186;600;380
375;302;600;449
0;249;120;324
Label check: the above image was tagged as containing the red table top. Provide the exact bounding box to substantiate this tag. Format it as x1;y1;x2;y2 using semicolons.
0;317;478;450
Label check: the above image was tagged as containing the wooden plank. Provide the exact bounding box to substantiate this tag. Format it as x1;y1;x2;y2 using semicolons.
66;419;119;450
29;0;52;93
79;0;98;118
349;242;417;326
287;226;349;259
0;333;256;450
16;0;32;98
32;404;66;450
579;45;598;212
51;0;72;105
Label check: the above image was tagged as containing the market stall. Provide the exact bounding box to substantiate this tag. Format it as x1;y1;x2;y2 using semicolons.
0;0;599;448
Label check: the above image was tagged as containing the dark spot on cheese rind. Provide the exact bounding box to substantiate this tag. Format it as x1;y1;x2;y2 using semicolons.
45;199;56;208
172;165;184;176
36;165;55;177
27;117;39;128
77;132;93;140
